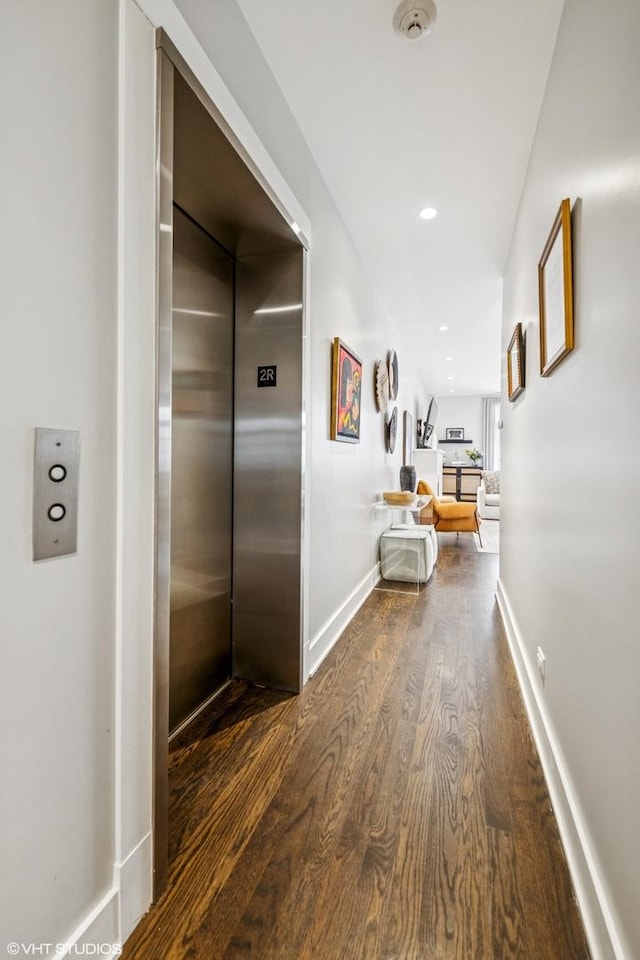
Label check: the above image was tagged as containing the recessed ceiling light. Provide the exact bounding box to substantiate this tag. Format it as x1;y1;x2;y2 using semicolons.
438;325;449;332
445;356;453;361
447;376;454;381
420;207;438;220
449;388;456;393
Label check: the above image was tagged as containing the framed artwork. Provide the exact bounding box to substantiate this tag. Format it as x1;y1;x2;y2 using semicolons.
330;338;362;443
403;411;413;463
446;427;465;440
507;322;525;401
538;198;574;377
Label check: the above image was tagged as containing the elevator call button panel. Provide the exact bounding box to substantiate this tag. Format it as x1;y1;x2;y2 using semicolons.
33;428;80;561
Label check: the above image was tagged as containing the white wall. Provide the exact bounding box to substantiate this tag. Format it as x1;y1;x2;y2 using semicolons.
0;0;429;949
433;395;483;463
0;0;120;947
499;1;640;957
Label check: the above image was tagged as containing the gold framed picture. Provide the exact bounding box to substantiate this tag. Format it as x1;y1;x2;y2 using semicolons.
507;322;525;401
538;198;574;377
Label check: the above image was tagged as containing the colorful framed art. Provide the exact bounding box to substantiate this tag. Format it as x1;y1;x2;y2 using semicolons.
330;338;362;443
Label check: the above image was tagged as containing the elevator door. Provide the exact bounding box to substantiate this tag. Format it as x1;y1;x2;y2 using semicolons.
169;205;234;733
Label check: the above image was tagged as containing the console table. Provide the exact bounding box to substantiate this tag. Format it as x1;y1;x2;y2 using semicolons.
374;495;432;525
374;497;435;592
442;465;482;502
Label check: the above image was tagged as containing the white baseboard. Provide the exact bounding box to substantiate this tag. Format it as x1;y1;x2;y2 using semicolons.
306;563;379;678
55;886;119;959
496;578;627;960
54;833;152;958
116;831;153;944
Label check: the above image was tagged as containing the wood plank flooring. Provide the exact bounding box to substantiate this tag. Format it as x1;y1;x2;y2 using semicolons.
122;533;591;960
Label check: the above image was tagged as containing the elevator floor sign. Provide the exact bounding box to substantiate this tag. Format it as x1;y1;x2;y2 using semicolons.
257;365;277;387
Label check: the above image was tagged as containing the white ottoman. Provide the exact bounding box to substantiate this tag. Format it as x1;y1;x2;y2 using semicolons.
380;527;435;583
389;523;438;566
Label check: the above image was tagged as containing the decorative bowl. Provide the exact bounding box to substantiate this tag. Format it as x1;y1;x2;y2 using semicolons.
383;491;417;506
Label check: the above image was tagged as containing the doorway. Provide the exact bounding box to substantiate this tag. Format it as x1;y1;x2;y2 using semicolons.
154;38;307;897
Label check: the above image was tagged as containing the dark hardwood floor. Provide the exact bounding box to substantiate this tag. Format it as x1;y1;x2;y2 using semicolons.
123;533;590;959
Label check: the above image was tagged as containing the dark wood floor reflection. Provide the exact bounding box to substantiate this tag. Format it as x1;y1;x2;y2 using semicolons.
123;533;590;959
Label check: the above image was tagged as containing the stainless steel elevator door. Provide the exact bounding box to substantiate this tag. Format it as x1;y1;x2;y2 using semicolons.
169;206;234;733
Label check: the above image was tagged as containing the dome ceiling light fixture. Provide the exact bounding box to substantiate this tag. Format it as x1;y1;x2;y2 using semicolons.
393;0;438;41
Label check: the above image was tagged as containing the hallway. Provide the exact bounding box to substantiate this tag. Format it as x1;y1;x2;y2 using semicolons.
123;536;589;959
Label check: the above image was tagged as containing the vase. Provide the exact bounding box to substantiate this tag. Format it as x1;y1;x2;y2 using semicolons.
399;465;416;492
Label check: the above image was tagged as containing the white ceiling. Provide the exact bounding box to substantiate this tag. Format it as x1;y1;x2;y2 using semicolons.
235;0;565;396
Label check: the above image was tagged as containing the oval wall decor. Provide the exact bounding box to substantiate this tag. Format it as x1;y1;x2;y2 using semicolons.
388;349;399;400
387;406;398;453
375;359;390;413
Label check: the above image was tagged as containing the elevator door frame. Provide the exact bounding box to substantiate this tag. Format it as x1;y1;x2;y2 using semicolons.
154;35;309;900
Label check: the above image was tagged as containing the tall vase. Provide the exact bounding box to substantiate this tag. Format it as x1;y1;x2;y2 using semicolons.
399;465;416;492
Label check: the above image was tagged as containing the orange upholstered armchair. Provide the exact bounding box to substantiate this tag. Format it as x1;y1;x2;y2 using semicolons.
417;480;482;546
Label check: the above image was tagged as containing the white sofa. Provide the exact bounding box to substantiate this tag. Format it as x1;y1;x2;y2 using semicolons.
477;471;500;520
